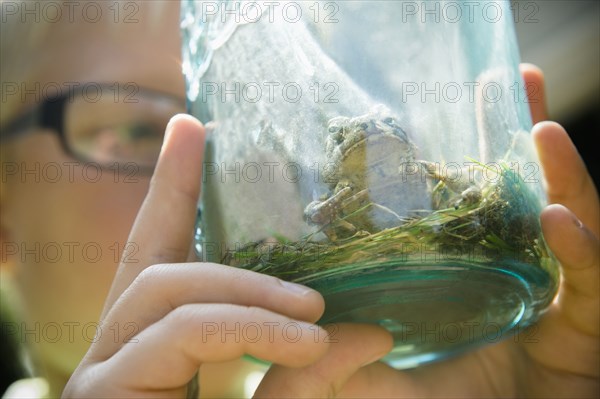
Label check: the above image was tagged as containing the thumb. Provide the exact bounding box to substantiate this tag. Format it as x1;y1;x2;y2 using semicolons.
254;323;393;398
541;204;599;336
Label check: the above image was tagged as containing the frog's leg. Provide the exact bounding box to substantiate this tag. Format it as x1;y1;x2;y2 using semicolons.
340;188;404;230
323;219;357;242
303;187;353;225
417;160;486;210
340;188;369;208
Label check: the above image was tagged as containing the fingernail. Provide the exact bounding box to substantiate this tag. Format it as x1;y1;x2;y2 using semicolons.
164;115;180;142
281;280;316;295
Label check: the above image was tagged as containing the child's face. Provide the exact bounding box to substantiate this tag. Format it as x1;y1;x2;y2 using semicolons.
1;3;187;377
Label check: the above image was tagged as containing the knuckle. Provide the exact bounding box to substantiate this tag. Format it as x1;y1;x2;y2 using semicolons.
130;264;170;293
260;273;284;288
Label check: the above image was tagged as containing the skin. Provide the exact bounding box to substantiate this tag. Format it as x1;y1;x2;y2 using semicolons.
1;4;262;397
1;3;598;398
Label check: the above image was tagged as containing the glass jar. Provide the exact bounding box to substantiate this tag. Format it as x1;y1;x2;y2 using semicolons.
181;0;559;368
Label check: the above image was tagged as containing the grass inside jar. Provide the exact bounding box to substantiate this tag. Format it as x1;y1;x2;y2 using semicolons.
222;161;559;284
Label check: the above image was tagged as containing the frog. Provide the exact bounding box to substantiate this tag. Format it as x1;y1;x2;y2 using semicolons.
417;160;484;210
303;107;430;241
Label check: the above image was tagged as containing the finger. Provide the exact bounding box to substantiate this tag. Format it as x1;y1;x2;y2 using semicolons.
254;323;393;398
102;114;205;315
519;63;549;123
88;263;324;360
96;304;330;391
532;121;599;236
541;204;599;336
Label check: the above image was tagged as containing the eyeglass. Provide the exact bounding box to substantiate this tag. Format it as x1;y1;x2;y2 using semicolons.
1;83;187;174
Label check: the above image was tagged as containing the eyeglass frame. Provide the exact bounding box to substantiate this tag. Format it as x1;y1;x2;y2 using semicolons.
1;83;188;175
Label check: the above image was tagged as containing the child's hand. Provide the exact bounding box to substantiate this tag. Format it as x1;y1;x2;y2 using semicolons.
61;115;336;397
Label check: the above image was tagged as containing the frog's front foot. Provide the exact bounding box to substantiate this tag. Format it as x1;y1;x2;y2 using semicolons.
305;185;407;240
303;186;353;226
418;160;484;209
304;187;369;241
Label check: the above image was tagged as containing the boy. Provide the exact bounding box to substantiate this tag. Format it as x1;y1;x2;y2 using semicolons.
1;2;598;398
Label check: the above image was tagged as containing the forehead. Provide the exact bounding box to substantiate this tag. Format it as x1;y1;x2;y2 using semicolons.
1;1;185;122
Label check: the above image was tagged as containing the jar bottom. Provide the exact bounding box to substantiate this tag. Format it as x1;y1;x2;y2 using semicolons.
304;260;555;369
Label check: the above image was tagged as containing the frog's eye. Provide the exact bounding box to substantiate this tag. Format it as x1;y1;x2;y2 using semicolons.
334;132;344;143
360;122;369;130
329;126;340;133
383;117;395;125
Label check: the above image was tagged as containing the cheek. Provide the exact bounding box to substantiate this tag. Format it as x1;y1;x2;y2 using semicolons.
10;154;150;271
12;168;150;311
5;134;151;372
